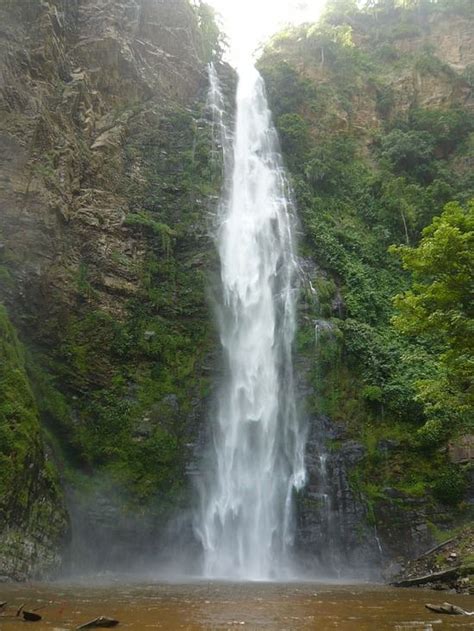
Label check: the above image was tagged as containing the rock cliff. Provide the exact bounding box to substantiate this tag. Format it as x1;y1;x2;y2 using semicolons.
0;0;221;578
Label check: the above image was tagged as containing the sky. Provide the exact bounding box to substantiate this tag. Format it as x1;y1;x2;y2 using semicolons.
206;0;327;64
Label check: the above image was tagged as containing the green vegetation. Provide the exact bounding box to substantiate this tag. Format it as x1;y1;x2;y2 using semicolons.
432;466;468;506
0;304;40;507
392;200;473;438
259;0;473;512
123;214;176;257
0;304;66;561
193;1;227;62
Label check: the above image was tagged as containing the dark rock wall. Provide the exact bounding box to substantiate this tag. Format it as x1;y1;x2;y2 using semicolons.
0;0;219;578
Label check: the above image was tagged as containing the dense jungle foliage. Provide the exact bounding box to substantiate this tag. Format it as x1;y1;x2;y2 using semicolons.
259;0;473;514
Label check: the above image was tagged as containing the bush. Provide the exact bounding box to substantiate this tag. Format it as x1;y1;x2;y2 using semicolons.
380;129;435;174
409;108;474;157
416;418;445;449
433;467;466;506
277;113;310;163
362;385;383;403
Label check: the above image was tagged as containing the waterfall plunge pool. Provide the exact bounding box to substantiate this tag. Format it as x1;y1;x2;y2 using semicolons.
1;581;473;630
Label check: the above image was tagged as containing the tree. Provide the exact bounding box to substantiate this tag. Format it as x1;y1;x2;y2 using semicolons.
380;129;435;176
194;2;226;63
324;0;359;19
390;200;474;434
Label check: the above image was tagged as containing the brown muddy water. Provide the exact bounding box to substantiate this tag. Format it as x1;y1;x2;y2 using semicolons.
0;581;473;630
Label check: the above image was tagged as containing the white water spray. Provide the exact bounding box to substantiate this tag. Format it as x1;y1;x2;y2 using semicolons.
196;62;306;580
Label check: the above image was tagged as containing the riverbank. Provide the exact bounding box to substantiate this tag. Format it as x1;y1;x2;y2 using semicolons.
392;526;474;594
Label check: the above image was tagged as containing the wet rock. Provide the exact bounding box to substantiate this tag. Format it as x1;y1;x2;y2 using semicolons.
22;610;42;622
295;413;379;578
162;394;179;411
382;487;406;499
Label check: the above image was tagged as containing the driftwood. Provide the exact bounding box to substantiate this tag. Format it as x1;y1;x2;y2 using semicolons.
425;602;473;616
77;616;120;629
392;566;461;587
392;562;474;588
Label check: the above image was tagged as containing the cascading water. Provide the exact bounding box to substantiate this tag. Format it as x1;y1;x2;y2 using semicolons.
196;61;306;581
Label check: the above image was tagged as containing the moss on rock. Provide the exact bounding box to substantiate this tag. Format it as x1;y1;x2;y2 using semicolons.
0;305;68;580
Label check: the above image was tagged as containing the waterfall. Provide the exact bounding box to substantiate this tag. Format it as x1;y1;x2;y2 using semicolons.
196;62;306;581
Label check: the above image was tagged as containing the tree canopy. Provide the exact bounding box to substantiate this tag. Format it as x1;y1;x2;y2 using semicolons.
391;200;474;435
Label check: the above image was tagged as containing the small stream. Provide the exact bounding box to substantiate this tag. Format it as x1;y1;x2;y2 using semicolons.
0;581;473;630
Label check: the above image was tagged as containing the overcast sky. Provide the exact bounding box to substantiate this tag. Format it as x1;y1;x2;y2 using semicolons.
206;0;327;64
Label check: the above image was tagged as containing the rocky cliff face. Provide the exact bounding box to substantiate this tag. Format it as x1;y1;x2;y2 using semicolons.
0;0;206;323
0;0;222;578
